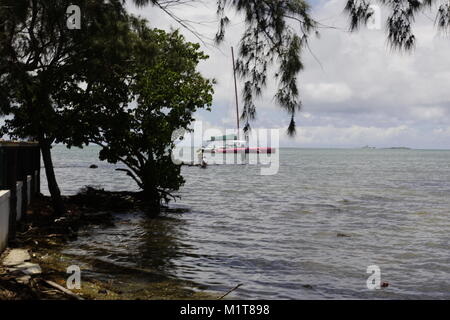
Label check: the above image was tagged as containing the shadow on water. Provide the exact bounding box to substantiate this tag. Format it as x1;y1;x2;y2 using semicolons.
57;209;213;299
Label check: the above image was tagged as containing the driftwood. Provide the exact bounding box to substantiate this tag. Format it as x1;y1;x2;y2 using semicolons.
43;280;84;300
218;283;243;300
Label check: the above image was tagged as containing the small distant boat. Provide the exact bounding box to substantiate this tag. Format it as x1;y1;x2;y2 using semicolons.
385;147;411;150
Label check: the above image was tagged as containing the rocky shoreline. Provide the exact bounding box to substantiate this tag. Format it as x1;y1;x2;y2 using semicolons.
0;188;217;300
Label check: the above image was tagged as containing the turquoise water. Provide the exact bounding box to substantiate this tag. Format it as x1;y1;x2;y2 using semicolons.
42;145;450;299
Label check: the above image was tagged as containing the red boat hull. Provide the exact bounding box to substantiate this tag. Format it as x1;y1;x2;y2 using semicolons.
214;147;275;154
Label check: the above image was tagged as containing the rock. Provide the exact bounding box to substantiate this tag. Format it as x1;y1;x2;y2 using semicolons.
8;262;42;275
16;275;32;284
89;164;98;169
337;233;351;238
2;249;42;276
2;249;31;267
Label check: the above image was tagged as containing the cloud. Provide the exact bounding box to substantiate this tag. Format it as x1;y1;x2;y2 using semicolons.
126;0;450;149
304;82;353;103
410;106;448;121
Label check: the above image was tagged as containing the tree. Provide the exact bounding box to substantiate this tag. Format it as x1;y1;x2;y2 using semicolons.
345;0;450;50
135;1;450;133
72;19;214;212
3;0;442;215
133;0;317;135
0;0;132;215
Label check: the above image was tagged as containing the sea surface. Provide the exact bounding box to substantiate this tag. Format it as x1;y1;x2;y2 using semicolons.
41;145;450;299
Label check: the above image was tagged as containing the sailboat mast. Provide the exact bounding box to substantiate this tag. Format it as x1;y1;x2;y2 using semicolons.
231;46;240;139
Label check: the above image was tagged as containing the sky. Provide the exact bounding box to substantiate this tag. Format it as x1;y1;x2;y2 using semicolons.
127;0;450;149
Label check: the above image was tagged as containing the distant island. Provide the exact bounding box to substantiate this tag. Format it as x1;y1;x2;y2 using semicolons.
360;146;412;150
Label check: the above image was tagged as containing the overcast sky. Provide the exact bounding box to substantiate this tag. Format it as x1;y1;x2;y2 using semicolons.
127;0;450;149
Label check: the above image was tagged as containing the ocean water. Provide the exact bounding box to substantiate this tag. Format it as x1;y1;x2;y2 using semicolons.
42;145;450;299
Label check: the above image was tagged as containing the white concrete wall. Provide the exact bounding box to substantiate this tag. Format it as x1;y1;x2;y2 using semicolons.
0;174;37;252
34;170;39;193
0;190;11;252
27;175;32;206
16;181;23;222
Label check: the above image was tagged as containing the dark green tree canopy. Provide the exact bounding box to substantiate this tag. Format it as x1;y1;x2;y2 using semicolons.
0;0;135;215
0;0;131;144
0;0;213;213
64;17;214;209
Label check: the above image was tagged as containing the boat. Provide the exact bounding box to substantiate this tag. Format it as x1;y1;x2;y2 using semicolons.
197;47;276;158
202;135;275;154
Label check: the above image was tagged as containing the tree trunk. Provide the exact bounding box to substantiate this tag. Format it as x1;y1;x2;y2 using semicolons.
143;185;161;216
40;141;65;216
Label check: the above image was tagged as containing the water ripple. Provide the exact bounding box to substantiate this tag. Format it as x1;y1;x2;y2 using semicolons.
43;146;450;299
